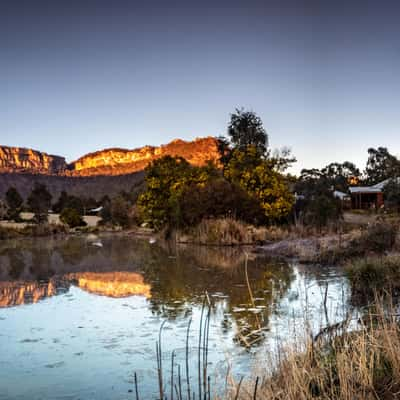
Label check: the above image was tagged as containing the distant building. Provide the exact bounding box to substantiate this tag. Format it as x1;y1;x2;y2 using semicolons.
333;190;351;208
349;178;399;210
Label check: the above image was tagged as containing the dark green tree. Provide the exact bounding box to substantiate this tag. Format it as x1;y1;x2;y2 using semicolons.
227;108;268;155
99;196;112;223
110;195;130;227
60;208;87;228
365;147;400;185
383;179;400;212
27;183;52;223
178;178;266;226
53;191;84;214
294;169;343;228
5;187;23;221
321;161;361;192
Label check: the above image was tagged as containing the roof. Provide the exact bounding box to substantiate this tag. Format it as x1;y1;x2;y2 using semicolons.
333;190;350;199
349;186;382;194
371;177;400;190
89;206;103;212
349;177;400;194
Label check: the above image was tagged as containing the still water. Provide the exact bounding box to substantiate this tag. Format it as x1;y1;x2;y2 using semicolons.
0;235;350;399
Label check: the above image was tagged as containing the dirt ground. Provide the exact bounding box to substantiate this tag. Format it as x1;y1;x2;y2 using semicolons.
343;211;378;226
0;212;100;229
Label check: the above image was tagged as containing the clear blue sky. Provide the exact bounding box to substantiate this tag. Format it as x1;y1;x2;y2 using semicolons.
1;0;399;174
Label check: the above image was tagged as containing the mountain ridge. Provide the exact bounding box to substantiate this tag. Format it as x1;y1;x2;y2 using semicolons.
0;137;220;177
0;137;220;200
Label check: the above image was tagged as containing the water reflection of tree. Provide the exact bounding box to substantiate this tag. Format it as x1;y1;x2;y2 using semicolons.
0;236;295;346
140;244;294;346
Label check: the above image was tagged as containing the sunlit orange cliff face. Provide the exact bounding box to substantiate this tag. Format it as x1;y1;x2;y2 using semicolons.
0;272;151;308
0;146;66;174
0;280;58;307
68;272;151;298
0;137;220;177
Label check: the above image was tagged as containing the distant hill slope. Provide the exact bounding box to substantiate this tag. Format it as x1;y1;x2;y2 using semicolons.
0;171;145;201
0;137;220;200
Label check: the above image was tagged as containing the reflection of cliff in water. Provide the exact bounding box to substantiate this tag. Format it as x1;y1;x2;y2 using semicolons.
0;236;295;346
0;278;70;307
0;272;151;307
67;272;151;298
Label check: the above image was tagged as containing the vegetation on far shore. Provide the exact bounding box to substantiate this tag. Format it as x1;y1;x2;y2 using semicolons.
1;108;400;254
2;110;400;399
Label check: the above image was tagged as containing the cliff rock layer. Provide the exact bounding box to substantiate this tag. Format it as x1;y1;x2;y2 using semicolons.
69;137;220;176
0;137;220;199
0;146;66;174
0;137;220;177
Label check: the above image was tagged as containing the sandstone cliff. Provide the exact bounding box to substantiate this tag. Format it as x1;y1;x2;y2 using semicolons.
69;137;220;176
0;146;66;174
0;137;220;177
0;136;221;199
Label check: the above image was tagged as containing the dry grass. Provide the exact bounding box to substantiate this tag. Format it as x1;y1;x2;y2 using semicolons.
232;304;400;400
176;218;269;245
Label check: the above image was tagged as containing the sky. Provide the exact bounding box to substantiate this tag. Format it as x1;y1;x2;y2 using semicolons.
1;0;399;174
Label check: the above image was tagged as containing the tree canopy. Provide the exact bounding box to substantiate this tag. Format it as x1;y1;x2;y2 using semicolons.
365;147;400;185
227;108;268;155
27;183;52;223
5;187;23;221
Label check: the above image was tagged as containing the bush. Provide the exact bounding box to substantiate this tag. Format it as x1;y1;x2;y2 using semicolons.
358;221;398;253
317;222;398;264
110;196;130;227
177;217;268;245
5;187;23;221
178;179;266;227
346;255;400;300
27;183;52;223
60;208;87;228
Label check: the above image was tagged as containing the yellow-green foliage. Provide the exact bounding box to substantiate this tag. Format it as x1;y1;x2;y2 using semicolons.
137;156;217;228
224;146;294;220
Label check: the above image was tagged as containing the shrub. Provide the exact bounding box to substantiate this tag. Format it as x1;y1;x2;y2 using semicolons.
177;218;268;245
27;183;52;223
110;196;130;227
5;187;23;221
178;179;266;227
358;221;398;253
53;191;84;214
345;255;400;300
60;208;87;228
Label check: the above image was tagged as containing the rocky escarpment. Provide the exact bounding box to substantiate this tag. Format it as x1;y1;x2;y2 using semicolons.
69;137;220;176
0;146;67;174
0;137;221;199
0;137;220;177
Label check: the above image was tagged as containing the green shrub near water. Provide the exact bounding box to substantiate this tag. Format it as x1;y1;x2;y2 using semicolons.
60;208;87;228
345;255;400;300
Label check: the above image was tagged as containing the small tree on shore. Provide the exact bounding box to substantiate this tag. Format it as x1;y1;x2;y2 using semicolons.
60;208;87;228
110;196;130;227
5;187;23;221
27;184;52;224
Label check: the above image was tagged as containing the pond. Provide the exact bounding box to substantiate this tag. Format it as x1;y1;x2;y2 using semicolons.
0;235;350;399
